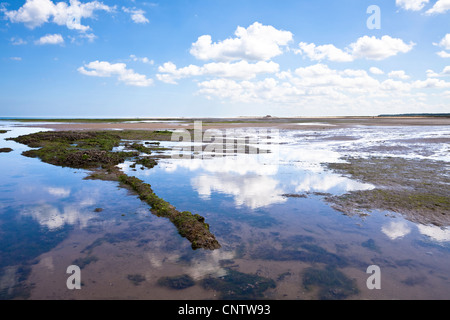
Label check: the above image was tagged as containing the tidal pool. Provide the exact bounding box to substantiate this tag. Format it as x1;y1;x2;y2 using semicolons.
0;121;449;300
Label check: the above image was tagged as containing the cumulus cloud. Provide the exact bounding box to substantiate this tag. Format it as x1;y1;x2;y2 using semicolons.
10;37;27;45
388;70;410;80
190;22;293;62
191;173;286;209
157;60;280;84
417;225;450;242
436;34;450;50
78;60;153;87
426;0;450;14
122;7;149;24
130;54;154;64
435;34;450;58
296;42;353;62
425;66;450;78
369;67;384;75
395;0;429;11
382;221;411;240
3;0;113;32
35;33;64;45
195;61;450;114
296;35;415;62
412;77;450;88
350;35;415;60
437;51;450;58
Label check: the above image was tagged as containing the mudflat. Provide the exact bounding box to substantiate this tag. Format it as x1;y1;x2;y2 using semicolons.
15;116;450;131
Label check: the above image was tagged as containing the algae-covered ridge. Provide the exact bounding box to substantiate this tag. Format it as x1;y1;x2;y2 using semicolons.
8;130;221;250
324;156;450;227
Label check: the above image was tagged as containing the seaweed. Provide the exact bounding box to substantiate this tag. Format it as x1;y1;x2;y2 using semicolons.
200;269;276;300
302;266;359;300
72;255;99;269
10;130;220;250
361;239;381;254
282;193;308;198
127;274;146;286
325;156;450;226
157;274;195;290
251;243;348;268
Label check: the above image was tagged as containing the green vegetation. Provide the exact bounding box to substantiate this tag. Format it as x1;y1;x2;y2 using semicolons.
9;130;220;250
0;148;13;153
302;266;359;300
132;157;157;169
127;274;146;286
0;130;9;134
200;268;276;300
361;239;381;254
251;243;348;268
379;113;450;118
325;156;450;226
72;255;99;269
129;142;153;154
117;174;220;250
157;274;195;290
281;193;307;198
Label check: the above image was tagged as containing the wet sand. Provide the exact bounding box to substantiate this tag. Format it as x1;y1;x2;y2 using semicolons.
16;117;450;131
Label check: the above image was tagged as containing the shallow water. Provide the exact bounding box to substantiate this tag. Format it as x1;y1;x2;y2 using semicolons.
0;121;449;300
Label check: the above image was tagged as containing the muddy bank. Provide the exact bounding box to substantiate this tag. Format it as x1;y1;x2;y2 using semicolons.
9;130;220;250
13;116;450;131
324;156;450;226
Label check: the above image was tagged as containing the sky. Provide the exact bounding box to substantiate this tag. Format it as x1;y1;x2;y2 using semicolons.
0;0;450;118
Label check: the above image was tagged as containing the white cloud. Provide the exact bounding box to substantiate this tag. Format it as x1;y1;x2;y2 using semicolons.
78;32;97;42
413;77;450;88
10;57;22;61
426;0;450;14
195;62;450;114
47;187;70;197
130;54;154;64
369;67;384;75
191;173;286;209
294;174;373;193
388;70;410;80
396;0;429;11
190;22;293;62
417;225;450;242
10;37;27;45
382;221;411;240
3;0;113;32
437;51;450;58
426;69;440;77
35;33;64;45
296;42;353;62
122;7;149;24
22;203;96;230
426;66;450;77
435;34;450;58
297;35;414;62
438;34;450;50
78;60;153;87
157;60;280;84
349;35;415;60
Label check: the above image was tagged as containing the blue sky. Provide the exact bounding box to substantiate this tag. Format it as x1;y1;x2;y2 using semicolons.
1;0;450;117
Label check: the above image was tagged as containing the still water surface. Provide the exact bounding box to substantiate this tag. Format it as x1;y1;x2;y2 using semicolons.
0;122;449;299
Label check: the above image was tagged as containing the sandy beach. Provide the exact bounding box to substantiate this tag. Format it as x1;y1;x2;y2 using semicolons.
17;117;450;131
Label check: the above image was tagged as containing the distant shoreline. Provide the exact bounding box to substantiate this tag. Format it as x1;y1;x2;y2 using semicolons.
3;116;449;131
1;114;450;123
